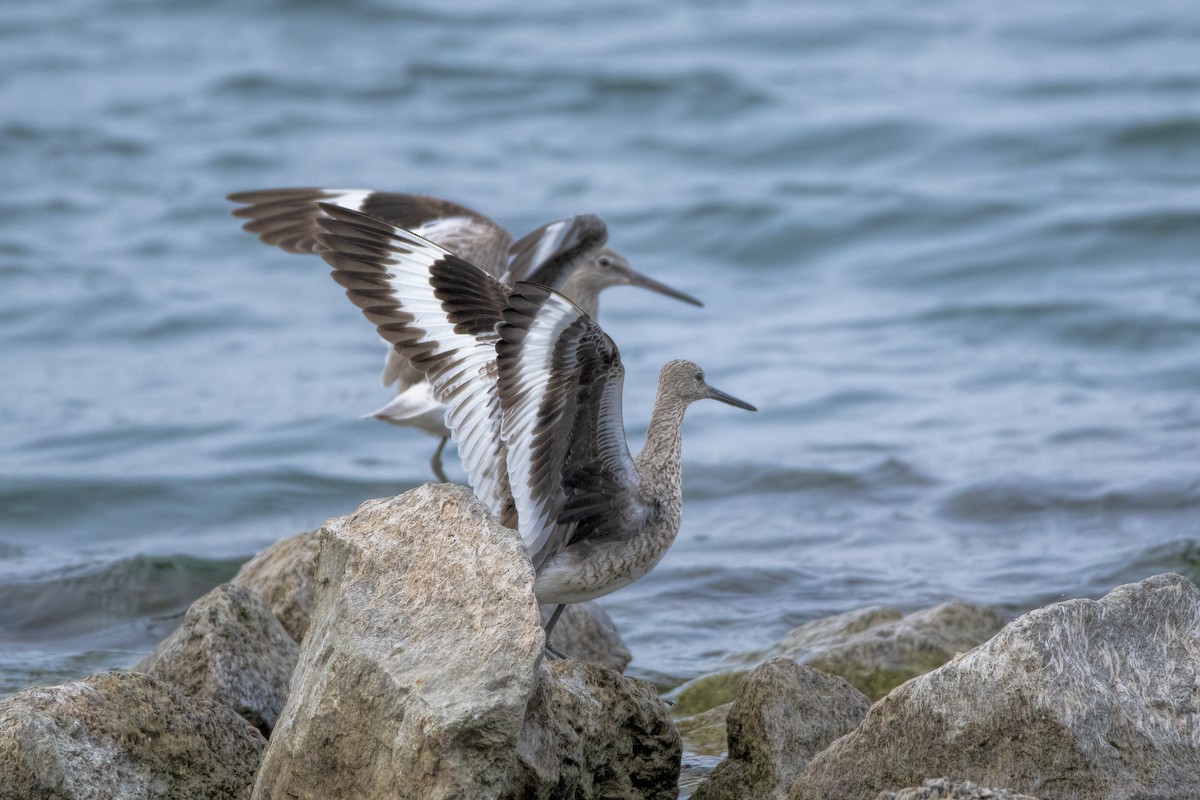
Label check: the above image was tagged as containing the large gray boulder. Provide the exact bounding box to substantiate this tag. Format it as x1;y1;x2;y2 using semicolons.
135;582;298;735
231;530;321;642
0;670;264;799
692;659;869;800
789;573;1200;800
253;484;678;800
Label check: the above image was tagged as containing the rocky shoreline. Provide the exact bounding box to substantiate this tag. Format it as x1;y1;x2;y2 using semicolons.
3;483;1199;799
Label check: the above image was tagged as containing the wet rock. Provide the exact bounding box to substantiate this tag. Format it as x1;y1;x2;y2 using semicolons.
788;573;1200;800
135;582;298;735
765;601;1004;700
669;669;748;716
671;602;1002;721
0;670;264;799
876;778;1043;800
693;659;868;800
231;530;320;642
676;702;731;757
253;483;678;800
543;601;632;672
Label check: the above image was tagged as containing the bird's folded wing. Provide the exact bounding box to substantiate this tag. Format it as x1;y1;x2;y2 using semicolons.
497;282;643;568
314;204;515;524
504;214;609;287
228;187;513;276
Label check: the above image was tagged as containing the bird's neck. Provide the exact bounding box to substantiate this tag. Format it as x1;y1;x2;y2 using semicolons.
554;272;600;318
635;394;688;498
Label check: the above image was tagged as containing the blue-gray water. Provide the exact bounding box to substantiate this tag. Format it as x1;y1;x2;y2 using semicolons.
2;0;1198;703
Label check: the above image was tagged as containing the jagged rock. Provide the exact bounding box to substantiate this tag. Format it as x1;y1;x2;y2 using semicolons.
233;529;633;670
542;601;632;672
520;660;680;798
789;573;1200;800
877;778;1042;799
253;484;678;800
693;659;868;800
135;582;298;735
0;670;264;799
231;530;320;642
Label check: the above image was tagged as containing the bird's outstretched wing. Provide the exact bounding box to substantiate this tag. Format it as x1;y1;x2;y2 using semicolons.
504;214;609;288
313;204;515;525
497;282;644;568
228;187;513;276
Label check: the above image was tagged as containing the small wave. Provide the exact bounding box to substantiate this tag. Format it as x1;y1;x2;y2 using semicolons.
686;457;934;501
938;477;1200;523
0;554;241;642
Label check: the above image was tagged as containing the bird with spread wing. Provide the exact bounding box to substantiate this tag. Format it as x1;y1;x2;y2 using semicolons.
228;188;703;481
312;203;755;641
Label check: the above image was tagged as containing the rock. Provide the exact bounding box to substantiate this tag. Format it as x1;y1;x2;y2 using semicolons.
542;601;632;672
231;530;321;642
253;483;679;800
671;602;1002;721
135;582;298;735
877;778;1043;799
669;669;748;716
0;670;264;799
766;601;1004;701
693;659;869;800
520;660;680;799
232;530;634;670
788;573;1200;800
676;703;732;757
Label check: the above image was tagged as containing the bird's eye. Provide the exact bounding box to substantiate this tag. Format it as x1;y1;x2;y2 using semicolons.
597;256;613;268
694;372;704;382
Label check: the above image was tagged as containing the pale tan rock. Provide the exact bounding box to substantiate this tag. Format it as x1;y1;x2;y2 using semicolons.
231;530;321;642
788;573;1200;800
0;670;264;800
253;484;678;800
135;582;298;735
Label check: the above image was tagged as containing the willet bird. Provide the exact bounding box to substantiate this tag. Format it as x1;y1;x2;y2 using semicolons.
228;188;703;480
313;203;755;639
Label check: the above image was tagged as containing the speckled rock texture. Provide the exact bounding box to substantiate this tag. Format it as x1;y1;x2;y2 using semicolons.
135;582;298;735
252;483;678;800
692;659;869;800
788;573;1200;800
876;778;1043;800
0;670;265;799
231;529;321;642
233;527;633;670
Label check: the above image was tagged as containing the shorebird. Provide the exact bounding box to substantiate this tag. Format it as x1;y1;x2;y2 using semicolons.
228;188;703;480
313;204;755;640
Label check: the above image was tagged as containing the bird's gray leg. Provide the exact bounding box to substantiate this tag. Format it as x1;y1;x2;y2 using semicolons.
430;436;449;483
544;603;567;660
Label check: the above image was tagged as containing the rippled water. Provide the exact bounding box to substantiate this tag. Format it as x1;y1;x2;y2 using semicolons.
2;0;1198;707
